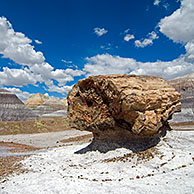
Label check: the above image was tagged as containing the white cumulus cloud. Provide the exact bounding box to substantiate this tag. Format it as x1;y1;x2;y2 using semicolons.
184;41;194;62
135;31;159;48
4;87;32;102
84;54;137;76
159;0;194;43
84;52;193;80
124;34;135;42
159;0;194;64
153;0;160;6
45;80;73;95
0;17;45;66
0;16;85;95
94;27;108;37
0;67;40;87
35;40;42;44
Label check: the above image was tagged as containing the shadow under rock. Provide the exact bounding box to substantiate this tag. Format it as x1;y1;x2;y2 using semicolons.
75;127;167;154
75;137;161;154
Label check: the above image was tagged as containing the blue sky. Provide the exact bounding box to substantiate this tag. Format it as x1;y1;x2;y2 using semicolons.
0;0;194;101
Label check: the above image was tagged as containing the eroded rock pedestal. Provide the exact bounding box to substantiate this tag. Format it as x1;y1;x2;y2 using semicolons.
67;75;181;149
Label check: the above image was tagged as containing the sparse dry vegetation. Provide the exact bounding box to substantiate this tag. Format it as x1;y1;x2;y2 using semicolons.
60;134;93;144
0;142;39;181
102;147;160;164
0;117;70;135
0;156;27;182
170;121;194;127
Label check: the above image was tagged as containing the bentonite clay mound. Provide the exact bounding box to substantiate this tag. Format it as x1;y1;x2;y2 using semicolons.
67;75;181;143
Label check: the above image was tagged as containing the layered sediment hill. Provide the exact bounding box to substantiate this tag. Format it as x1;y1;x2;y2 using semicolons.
168;72;194;122
25;93;49;107
25;94;67;117
0;89;38;121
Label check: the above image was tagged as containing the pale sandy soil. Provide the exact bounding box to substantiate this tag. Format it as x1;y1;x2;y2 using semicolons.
170;122;194;131
0;129;92;149
0;130;193;194
0;129;92;180
0;124;194;194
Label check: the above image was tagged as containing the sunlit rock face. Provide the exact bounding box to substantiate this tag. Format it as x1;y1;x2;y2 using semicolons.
67;75;181;142
0;89;38;121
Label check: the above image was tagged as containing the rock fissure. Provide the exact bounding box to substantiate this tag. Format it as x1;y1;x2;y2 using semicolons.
67;74;181;150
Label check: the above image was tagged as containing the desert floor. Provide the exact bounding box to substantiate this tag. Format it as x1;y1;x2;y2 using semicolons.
0;120;193;194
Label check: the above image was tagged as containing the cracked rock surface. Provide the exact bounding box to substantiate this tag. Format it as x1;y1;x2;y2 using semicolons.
67;75;181;141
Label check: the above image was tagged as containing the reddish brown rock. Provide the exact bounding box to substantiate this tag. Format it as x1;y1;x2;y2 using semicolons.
67;75;181;142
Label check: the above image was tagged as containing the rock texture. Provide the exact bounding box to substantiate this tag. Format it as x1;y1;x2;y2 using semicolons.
67;75;181;142
168;72;194;122
0;89;38;121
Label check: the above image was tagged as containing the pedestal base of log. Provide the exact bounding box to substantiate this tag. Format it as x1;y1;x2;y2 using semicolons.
67;75;180;153
75;122;170;154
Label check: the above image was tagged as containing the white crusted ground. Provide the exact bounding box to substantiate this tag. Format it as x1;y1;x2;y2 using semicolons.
0;129;91;148
1;130;194;194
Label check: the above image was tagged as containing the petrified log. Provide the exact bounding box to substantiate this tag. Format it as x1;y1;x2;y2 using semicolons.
67;75;181;143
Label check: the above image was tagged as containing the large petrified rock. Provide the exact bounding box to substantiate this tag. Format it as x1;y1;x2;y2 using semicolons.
68;75;181;144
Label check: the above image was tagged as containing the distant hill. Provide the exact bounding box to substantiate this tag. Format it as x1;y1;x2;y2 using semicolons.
0;89;23;105
168;72;194;122
25;93;49;107
25;93;67;118
0;89;38;121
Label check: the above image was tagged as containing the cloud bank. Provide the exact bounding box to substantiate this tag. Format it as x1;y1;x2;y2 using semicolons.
84;0;194;80
1;0;194;101
159;0;194;43
0;17;84;97
84;53;193;80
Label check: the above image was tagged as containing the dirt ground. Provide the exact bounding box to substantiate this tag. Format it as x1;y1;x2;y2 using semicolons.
0;117;92;181
0;119;194;183
0;142;40;181
0;132;93;182
0;117;70;181
0;117;70;135
170;121;194;131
